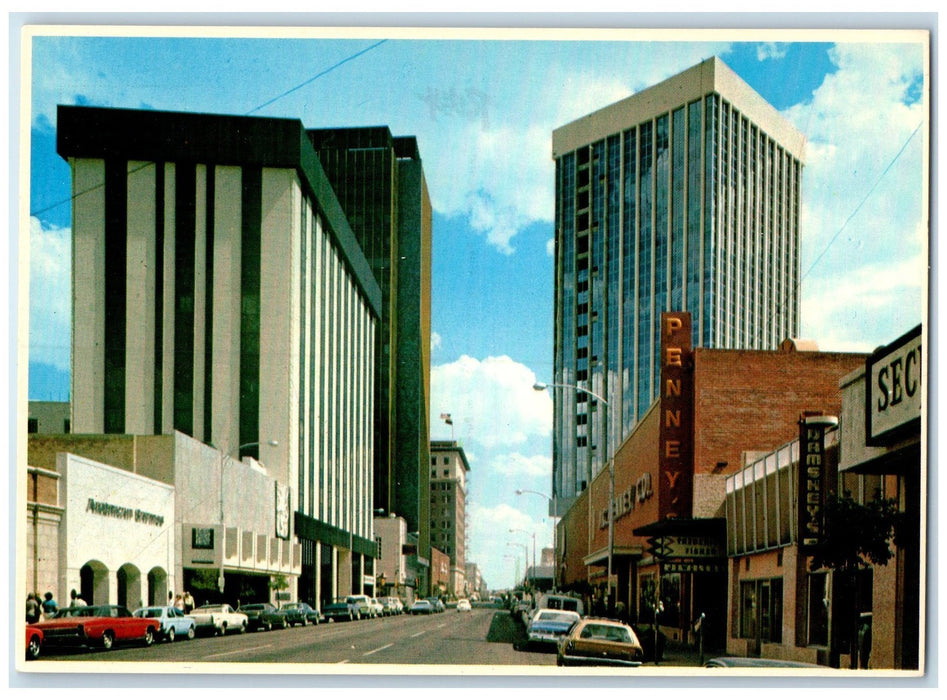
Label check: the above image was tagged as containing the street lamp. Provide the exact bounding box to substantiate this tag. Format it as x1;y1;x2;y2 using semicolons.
509;528;536;588
516;488;559;590
534;380;615;610
506;542;528;587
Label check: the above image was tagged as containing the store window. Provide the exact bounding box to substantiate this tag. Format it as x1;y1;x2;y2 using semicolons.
740;578;783;643
807;572;830;646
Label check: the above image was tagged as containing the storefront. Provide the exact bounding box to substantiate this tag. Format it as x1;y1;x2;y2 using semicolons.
58;452;175;609
836;324;923;670
556;312;867;652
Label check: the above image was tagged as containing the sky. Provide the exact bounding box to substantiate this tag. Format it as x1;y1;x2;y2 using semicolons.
20;25;929;592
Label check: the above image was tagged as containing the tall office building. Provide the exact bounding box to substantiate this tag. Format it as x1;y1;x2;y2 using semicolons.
57;105;382;607
429;440;469;597
550;57;806;513
308;128;433;568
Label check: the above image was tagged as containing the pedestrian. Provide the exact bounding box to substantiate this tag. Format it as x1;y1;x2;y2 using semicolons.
70;588;87;607
41;591;58;617
26;593;41;623
183;591;195;614
173;594;184;611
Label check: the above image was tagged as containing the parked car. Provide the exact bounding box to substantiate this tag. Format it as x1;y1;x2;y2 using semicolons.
239;602;289;632
378;597;399;616
189;603;248;636
346;594;375;619
25;625;43;660
456;598;472;612
390;597;405;614
705;657;824;669
280;602;321;626
556;618;644;667
526;608;581;647
426;597;446;613
409;599;435;615
133;605;197;642
369;598;385;617
322;597;359;622
34;604;160;651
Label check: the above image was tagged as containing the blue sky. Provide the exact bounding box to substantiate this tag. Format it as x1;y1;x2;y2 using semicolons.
21;27;928;591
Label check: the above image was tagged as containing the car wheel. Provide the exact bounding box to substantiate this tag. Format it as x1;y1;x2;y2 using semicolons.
265;621;272;632
143;628;155;647
219;623;227;636
101;631;115;650
166;626;176;643
238;622;246;634
186;626;195;641
27;634;41;660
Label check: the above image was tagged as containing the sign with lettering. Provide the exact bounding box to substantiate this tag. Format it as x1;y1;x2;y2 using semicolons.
798;415;835;553
87;498;165;527
598;472;654;529
866;324;922;446
658;312;693;519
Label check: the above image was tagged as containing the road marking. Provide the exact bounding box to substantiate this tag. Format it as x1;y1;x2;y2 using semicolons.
410;631;425;638
203;644;272;660
436;623;447;629
363;643;393;656
338;659;349;664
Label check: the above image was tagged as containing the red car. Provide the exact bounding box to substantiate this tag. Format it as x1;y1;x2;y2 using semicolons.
34;605;160;651
25;625;43;660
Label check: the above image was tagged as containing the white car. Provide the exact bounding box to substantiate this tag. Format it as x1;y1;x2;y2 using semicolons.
189;603;248;636
370;598;385;617
456;598;472;612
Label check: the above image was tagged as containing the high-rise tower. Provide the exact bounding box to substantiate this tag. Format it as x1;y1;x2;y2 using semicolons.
551;57;806;513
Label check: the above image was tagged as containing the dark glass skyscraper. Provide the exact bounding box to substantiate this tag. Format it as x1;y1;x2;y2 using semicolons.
551;57;806;513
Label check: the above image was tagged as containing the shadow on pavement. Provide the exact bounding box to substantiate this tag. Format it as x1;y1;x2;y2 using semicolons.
485;610;528;647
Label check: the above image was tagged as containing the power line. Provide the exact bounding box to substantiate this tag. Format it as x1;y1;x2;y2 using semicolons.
28;39;389;220
801;120;924;282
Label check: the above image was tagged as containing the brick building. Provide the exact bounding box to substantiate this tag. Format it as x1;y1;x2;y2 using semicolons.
556;312;866;653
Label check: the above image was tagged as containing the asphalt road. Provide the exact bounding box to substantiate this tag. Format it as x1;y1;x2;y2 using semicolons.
32;606;556;669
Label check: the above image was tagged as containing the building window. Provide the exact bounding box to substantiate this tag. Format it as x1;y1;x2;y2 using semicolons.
740;578;782;644
443;457;449;465
27;418;38;434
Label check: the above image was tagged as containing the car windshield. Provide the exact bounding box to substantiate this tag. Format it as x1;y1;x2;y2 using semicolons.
194;605;219;611
242;604;265;610
135;608;163;618
537;611;578;623
54;606;100;618
282;604;299;609
581;624;633;642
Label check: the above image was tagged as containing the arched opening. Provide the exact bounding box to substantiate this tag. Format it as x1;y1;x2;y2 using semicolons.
147;567;169;607
80;560;109;605
117;563;143;610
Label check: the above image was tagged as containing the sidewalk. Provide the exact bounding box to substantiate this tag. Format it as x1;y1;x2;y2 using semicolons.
649;641;717;667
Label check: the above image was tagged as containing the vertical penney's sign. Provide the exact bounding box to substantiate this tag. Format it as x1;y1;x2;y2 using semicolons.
659;312;693;519
797;414;838;553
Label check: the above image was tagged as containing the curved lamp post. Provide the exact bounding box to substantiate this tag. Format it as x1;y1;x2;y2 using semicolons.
533;380;614;609
508;528;536;588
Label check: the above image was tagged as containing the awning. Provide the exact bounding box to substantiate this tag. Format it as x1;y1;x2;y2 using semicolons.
582;544;644;567
633;517;726;538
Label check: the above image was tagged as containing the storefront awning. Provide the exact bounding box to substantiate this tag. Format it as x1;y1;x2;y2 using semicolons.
583;544;644;567
633;517;725;538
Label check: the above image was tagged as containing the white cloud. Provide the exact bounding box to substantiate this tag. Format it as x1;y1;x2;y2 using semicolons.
757;43;788;61
28;217;71;370
430;331;442;351
786;43;927;350
546;238;555;257
430;355;552;448
485;451;552;479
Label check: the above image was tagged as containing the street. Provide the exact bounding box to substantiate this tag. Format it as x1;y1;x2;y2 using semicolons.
34;606;558;668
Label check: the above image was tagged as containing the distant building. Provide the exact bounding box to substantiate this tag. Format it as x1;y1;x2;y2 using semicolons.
429;440;470;597
373;512;411;600
550;57;806;514
56;105;381;609
26;401;70;435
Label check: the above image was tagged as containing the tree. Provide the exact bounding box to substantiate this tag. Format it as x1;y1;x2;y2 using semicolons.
809;490;902;668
